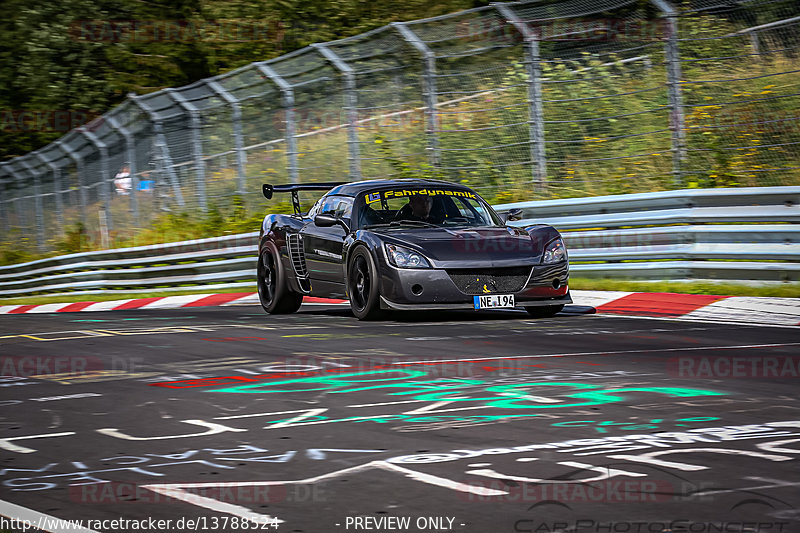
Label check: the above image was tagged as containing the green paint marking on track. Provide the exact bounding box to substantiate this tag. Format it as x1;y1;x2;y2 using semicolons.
212;369;727;419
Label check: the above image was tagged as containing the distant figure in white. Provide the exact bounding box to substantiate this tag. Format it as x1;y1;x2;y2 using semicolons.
114;164;132;195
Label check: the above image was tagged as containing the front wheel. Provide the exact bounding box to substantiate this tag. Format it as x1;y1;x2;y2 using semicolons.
524;304;564;318
257;243;303;314
347;246;384;320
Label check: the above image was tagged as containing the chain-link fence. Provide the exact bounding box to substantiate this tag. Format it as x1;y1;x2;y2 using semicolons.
1;0;798;252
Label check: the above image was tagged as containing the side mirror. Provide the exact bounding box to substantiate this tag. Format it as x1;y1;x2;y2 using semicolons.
504;208;523;222
314;214;350;233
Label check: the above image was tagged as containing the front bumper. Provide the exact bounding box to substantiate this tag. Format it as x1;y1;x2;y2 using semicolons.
381;292;572;311
377;261;570;310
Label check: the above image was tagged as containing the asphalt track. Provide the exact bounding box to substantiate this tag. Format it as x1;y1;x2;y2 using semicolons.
1;303;800;533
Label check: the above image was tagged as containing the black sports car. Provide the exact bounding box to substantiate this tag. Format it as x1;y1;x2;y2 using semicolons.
258;179;570;320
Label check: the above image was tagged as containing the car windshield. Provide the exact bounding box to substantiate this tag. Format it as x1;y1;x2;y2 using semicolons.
358;188;501;229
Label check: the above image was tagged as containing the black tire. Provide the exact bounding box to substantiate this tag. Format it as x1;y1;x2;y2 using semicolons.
257;242;303;314
347;245;384;320
524;304;565;318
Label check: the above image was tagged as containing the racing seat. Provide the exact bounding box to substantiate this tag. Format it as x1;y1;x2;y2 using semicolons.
359;205;385;227
429;200;446;224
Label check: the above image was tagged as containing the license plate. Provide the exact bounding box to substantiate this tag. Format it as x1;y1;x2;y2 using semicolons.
473;294;515;310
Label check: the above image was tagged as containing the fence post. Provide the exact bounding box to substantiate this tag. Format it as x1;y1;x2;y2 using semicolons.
749;31;760;56
167;89;208;211
0;164;10;234
7;167;25;236
392;22;440;167
494;3;547;193
206;80;247;197
129;94;185;209
312;43;361;181
81;129;113;241
257;63;300;184
55;139;88;227
651;0;686;187
0;182;9;234
105;113;140;225
18;159;46;251
36;152;65;233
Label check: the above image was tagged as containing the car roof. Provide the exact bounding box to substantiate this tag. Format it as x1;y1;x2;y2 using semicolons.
325;178;477;197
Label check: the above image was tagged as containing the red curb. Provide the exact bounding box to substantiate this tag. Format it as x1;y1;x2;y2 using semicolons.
596;292;730;317
8;305;38;314
55;302;97;313
114;297;166;310
182;293;255;307
303;296;348;304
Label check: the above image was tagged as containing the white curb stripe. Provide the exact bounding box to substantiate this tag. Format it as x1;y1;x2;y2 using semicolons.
683;296;800;326
570;290;634;308
26;303;75;314
139;294;214;309
221;293;260;306
80;300;135;312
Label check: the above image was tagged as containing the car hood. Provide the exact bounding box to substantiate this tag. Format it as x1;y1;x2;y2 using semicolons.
370;224;561;266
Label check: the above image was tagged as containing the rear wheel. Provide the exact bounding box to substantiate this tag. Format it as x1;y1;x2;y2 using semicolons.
257;243;303;314
524;304;564;318
347;246;384;320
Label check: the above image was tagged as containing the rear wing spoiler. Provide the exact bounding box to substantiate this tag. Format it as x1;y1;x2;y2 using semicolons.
262;182;346;215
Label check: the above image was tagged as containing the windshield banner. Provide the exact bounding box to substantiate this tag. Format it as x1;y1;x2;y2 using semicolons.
366;189;477;204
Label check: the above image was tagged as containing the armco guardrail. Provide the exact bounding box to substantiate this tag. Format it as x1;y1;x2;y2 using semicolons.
0;233;260;297
496;186;800;282
0;187;798;298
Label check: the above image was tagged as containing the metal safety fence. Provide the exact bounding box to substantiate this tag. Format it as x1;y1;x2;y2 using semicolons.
1;0;799;253
0;186;797;299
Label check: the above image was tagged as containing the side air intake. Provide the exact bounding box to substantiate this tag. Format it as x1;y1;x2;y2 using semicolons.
286;234;311;293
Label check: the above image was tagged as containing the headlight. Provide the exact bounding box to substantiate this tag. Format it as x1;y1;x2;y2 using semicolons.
542;237;567;264
385;243;431;268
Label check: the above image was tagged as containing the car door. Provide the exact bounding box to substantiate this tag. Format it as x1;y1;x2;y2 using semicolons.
301;195;353;284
